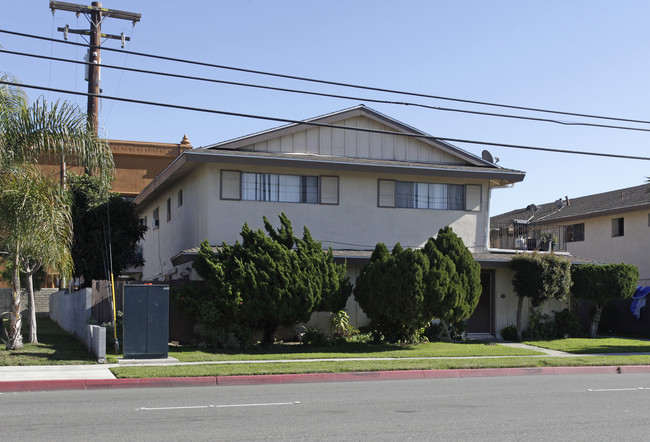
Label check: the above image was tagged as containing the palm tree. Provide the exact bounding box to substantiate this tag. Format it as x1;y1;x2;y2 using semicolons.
0;74;114;349
0;168;73;347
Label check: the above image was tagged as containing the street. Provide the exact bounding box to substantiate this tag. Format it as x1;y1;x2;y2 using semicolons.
2;373;649;441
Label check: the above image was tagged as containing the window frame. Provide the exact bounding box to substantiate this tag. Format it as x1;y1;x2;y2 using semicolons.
611;217;624;237
394;180;466;211
152;207;159;229
240;172;320;204
566;223;585;242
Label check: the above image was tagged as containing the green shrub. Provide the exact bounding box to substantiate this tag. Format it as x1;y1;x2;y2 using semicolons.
500;324;519;342
329;310;358;339
299;326;330;346
553;308;582;338
572;263;639;337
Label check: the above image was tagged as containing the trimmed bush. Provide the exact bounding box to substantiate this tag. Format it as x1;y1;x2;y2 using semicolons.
572;263;639;337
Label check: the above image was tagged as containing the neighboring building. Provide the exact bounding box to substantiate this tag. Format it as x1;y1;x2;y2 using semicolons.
38;136;193;198
134;105;580;338
0;136;192;290
491;184;650;286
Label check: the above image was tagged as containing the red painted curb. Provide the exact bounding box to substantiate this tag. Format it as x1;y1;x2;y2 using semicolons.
2;366;648;392
0;376;218;393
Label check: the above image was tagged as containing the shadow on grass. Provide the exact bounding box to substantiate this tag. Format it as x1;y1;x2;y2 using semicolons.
0;318;96;365
169;338;496;358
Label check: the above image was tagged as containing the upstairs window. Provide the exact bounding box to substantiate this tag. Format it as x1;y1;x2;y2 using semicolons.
166;198;171;222
566;223;585;242
241;173;318;204
178;189;183;207
395;181;465;210
152;207;159;228
612;217;624;237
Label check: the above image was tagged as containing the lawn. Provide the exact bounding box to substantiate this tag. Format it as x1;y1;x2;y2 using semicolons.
0;318;97;366
110;354;650;379
147;340;544;363
524;337;650;354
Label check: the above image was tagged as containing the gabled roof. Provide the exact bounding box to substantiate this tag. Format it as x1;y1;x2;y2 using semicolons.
135;106;525;207
492;183;650;227
201;105;496;167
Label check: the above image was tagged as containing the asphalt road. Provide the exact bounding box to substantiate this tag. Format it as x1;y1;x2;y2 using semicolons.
2;373;650;441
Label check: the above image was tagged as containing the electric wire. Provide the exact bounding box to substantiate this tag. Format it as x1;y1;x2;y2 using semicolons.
2;79;649;162
3;28;650;126
4;47;650;134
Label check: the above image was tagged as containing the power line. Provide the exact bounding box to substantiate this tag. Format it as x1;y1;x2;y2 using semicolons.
2;80;649;162
3;28;650;127
4;47;650;135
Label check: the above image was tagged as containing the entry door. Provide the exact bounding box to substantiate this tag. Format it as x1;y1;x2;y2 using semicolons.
466;271;492;334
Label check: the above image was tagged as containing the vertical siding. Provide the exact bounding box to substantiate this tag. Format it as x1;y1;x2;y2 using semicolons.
238;115;468;165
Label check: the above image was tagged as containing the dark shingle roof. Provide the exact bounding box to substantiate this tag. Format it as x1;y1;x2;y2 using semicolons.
492;184;650;227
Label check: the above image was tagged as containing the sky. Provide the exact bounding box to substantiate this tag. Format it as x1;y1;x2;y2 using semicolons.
2;1;649;215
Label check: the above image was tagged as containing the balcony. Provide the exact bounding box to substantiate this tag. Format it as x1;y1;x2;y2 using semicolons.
489;224;567;252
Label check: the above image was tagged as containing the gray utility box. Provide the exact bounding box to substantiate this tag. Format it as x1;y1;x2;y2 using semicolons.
123;284;169;359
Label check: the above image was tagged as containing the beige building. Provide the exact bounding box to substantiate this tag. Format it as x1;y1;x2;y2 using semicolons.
135;106;549;337
491;184;650;286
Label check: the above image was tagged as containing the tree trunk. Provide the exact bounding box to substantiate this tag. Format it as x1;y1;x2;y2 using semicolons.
589;304;603;338
26;269;39;344
515;295;524;341
7;246;23;350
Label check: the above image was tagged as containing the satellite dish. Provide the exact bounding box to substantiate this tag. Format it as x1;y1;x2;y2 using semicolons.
554;199;564;209
526;204;538;213
481;150;494;163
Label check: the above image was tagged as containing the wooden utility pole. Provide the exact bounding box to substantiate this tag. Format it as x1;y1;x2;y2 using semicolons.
50;1;141;133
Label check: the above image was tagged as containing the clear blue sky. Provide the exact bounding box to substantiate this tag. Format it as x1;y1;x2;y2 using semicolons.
2;1;649;215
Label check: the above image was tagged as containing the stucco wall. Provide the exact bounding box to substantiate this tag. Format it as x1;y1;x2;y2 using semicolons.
566;209;649;286
492;267;570;338
139;162;490;281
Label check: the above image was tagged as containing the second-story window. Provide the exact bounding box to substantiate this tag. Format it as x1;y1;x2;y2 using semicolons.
166;198;171;222
395;181;465;210
566;223;585;242
152;207;159;228
612;218;624;237
241;173;318;204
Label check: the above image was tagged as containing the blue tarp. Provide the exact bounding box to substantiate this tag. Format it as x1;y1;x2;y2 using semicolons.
631;287;650;320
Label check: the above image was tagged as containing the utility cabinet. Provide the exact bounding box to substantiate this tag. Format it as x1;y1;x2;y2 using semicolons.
123;284;169;359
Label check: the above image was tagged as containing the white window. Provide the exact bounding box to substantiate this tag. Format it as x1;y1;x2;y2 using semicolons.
241;172;319;204
152;207;159;228
612;218;624;237
395;181;465;210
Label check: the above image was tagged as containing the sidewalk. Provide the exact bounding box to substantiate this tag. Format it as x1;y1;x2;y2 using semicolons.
1;343;649;393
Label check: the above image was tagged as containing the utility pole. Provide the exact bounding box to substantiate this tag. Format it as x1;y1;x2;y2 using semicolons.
50;1;141;134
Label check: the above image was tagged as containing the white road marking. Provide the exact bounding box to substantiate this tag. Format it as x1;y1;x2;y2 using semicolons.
587;387;647;392
139;401;300;411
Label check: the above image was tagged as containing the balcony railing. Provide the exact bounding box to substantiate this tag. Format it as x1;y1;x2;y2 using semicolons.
489;224;567;252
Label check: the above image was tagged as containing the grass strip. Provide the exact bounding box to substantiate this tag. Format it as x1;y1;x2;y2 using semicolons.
110;354;650;379
0;318;96;366
524;338;650;354
117;341;544;364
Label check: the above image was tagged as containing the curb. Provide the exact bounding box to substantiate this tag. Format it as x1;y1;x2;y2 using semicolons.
2;365;650;393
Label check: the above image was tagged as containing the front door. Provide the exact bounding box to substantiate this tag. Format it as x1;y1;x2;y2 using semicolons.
466;271;493;334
